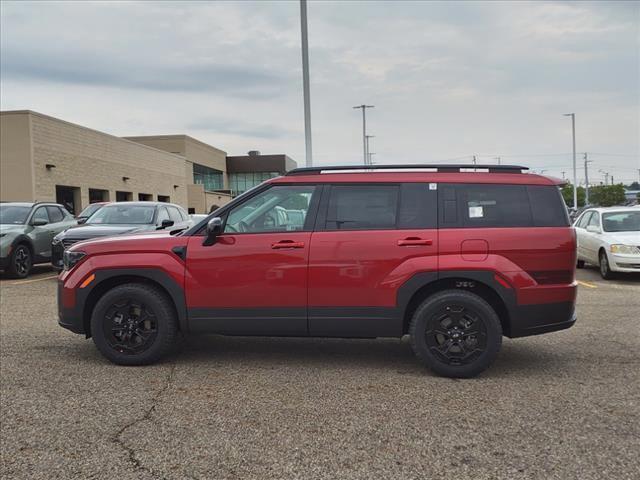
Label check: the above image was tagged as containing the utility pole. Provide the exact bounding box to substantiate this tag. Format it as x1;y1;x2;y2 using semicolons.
365;135;375;165
300;0;313;167
584;152;592;205
368;152;376;165
353;105;374;165
494;156;501;165
472;155;477;165
599;170;609;185
563;113;577;209
561;171;566;180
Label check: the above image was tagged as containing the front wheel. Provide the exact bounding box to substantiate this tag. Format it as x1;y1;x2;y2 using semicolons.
8;244;32;279
409;290;502;378
599;250;615;280
90;283;178;365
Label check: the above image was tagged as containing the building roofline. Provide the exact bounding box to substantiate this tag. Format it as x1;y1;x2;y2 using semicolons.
1;110;188;160
123;134;227;156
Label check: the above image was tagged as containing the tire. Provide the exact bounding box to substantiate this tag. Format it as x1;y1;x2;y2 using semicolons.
7;244;32;279
599;250;615;280
576;259;585;269
409;290;502;378
90;283;178;365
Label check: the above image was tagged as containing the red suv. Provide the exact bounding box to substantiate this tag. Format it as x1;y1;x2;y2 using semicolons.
58;164;577;377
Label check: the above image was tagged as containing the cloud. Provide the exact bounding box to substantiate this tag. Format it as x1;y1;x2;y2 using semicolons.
1;0;638;181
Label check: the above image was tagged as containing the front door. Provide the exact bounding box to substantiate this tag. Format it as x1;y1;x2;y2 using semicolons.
307;183;439;337
185;184;319;335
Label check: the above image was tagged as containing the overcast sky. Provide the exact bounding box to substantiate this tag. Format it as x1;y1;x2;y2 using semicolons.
1;0;638;184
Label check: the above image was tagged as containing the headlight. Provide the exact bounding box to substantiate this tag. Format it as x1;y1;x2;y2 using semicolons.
63;250;86;270
610;244;639;255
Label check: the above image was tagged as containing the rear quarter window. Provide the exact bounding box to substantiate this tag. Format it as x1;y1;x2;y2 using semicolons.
439;183;569;228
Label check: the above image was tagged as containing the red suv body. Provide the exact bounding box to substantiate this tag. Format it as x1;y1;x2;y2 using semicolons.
58;165;577;377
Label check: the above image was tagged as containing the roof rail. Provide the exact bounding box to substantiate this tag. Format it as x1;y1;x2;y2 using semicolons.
285;164;529;176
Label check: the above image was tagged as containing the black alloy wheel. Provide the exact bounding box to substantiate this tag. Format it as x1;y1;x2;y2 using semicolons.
410;290;502;378
425;304;488;367
103;299;158;355
91;283;177;365
9;244;32;279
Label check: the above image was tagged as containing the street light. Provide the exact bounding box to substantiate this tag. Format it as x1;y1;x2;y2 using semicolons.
365;135;375;165
353;105;374;165
300;0;312;167
563;113;577;209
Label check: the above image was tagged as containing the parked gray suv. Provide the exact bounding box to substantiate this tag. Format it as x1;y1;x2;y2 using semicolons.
0;202;77;278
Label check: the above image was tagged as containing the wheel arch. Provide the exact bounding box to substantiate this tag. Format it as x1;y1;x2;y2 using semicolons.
11;235;35;255
80;269;187;338
398;271;514;337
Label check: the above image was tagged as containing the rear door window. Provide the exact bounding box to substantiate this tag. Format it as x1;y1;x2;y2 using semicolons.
527;186;570;227
325;185;399;230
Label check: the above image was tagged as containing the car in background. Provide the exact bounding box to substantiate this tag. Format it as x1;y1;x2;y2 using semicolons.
574;206;640;279
76;202;109;224
0;202;77;278
189;214;208;225
51;202;190;270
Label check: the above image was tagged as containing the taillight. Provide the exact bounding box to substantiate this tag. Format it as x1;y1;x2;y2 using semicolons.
529;270;574;285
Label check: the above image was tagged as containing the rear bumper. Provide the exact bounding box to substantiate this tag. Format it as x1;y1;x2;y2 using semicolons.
508;301;576;338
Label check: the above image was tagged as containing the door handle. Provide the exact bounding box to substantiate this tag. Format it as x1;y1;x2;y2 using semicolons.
271;240;305;249
397;237;433;246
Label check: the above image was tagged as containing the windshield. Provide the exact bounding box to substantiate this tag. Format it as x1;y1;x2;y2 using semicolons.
87;205;156;225
0;205;31;224
602;211;640;232
79;203;104;218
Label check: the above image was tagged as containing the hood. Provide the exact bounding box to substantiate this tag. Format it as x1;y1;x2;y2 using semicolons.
58;224;153;240
604;230;640;245
0;224;27;235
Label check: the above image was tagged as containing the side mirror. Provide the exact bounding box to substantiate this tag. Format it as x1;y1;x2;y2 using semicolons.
586;225;600;234
32;218;48;227
158;219;174;230
203;217;223;246
77;217;88;225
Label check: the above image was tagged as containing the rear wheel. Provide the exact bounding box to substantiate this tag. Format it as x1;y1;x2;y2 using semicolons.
599;250;614;280
409;290;502;378
7;244;32;279
90;283;177;365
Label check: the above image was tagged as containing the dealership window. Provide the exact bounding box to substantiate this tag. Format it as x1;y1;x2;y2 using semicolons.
116;191;133;202
229;172;279;195
89;188;109;203
138;193;153;201
158;195;170;203
193;163;224;191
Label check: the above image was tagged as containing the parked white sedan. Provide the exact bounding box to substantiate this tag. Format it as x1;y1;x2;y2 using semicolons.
574;206;640;279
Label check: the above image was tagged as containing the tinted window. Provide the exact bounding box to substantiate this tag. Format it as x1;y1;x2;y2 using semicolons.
46;206;64;223
325;185;398;230
398;183;437;229
461;185;531;227
439;183;569;228
32;207;49;224
527;186;570;227
225;185;316;233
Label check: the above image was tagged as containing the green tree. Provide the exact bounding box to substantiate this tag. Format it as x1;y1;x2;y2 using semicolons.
627;181;640;190
589;184;626;207
561;184;586;207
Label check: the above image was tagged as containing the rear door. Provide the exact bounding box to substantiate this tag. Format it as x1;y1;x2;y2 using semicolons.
307;183;438;337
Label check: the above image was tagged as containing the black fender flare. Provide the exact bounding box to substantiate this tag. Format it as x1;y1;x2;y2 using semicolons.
79;268;188;334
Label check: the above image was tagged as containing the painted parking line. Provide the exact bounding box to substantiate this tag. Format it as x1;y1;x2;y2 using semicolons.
577;280;597;289
4;275;58;286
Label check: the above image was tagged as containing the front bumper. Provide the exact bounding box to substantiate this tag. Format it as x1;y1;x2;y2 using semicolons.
609;253;640;273
57;278;85;335
51;242;64;270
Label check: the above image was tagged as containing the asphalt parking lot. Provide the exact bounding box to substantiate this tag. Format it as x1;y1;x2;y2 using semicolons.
1;267;639;480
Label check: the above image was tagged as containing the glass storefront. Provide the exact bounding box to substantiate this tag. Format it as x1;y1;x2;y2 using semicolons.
193;163;224;191
229;172;280;195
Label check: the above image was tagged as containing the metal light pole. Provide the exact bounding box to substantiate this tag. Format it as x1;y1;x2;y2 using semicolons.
584;152;592;205
563;113;577;209
365;135;375;165
353;105;374;165
300;0;313;167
